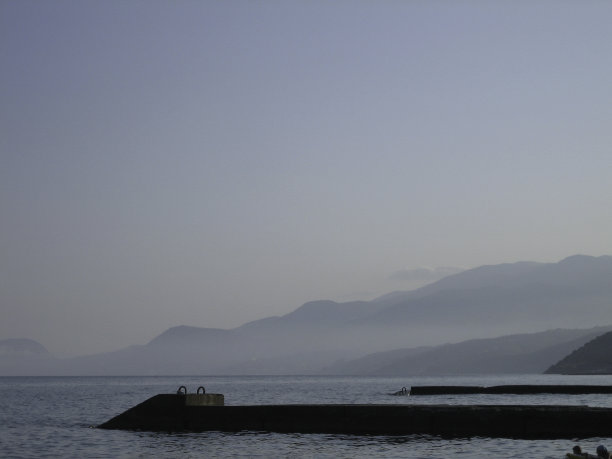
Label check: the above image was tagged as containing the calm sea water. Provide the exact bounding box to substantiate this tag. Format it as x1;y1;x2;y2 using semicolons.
1;374;612;458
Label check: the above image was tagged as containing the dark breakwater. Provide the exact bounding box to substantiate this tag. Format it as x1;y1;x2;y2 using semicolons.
409;385;612;395
99;393;612;438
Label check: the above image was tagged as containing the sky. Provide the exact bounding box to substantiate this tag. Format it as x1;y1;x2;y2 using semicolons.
1;0;611;356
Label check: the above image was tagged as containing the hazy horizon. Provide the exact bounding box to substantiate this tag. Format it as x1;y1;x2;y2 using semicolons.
2;1;612;356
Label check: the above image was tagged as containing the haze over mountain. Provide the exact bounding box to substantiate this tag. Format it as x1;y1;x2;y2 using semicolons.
323;327;612;376
356;254;612;346
4;1;612;360
0;339;55;376
2;255;611;376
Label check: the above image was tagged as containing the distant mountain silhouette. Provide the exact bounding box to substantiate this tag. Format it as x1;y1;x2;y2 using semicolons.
546;330;612;374
322;327;612;375
0;338;49;355
0;338;56;376
148;326;236;348
2;254;612;375
361;255;612;342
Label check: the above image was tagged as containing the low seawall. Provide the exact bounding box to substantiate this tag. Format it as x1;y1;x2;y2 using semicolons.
409;385;612;395
99;394;612;438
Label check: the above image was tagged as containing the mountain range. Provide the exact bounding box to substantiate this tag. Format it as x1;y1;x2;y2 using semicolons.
322;326;612;376
2;254;611;375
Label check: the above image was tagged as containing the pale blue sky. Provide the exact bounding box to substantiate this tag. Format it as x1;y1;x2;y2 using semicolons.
2;0;611;355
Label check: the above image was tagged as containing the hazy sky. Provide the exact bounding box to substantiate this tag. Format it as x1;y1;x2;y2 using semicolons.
2;1;611;356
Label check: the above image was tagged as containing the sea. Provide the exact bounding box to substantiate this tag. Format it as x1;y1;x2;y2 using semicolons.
2;374;612;458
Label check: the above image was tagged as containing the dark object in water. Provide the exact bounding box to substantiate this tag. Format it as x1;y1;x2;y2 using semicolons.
409;385;612;395
98;392;612;438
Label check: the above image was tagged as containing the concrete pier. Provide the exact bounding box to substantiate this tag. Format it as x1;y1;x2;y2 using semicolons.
409;385;612;395
184;393;224;406
98;393;612;438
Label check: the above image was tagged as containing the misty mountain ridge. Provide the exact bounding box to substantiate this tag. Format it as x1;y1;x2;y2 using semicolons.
546;330;612;374
356;254;612;341
0;338;49;356
0;338;55;376
323;326;612;376
2;254;612;375
376;254;612;303
148;326;236;348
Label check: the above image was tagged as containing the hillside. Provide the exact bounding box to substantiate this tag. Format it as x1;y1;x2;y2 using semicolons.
0;338;56;376
357;255;612;345
323;327;612;375
0;338;49;355
546;331;612;374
